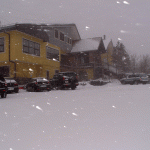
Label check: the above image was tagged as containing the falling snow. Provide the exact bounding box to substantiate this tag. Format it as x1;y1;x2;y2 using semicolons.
120;30;129;33
72;113;78;116
118;37;122;40
35;106;43;112
123;1;130;5
85;26;90;30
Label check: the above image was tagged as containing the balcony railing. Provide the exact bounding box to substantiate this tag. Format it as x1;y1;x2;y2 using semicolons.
60;62;101;68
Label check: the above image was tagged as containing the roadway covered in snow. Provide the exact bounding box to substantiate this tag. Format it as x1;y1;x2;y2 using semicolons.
0;80;150;150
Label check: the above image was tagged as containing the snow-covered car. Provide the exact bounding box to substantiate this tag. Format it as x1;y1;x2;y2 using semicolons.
26;77;51;92
120;73;149;85
5;78;19;93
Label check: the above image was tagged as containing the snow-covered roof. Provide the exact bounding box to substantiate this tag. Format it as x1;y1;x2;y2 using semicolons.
0;23;81;41
41;23;81;40
71;37;102;53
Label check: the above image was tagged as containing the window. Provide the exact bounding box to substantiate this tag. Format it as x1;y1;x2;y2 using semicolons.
80;53;89;64
46;46;59;61
81;57;84;64
0;37;4;52
60;32;64;41
23;38;40;56
84;53;89;63
69;38;72;44
55;70;59;74
55;29;59;39
67;37;72;45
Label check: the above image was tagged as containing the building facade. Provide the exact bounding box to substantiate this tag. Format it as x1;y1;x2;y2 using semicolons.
0;23;81;83
0;23;114;83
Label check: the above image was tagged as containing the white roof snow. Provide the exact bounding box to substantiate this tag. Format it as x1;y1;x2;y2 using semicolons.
71;37;102;53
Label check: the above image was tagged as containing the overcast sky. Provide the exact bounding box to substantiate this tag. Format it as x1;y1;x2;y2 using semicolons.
0;0;150;55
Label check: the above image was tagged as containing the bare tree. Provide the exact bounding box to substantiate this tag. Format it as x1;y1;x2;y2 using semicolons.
130;54;139;73
138;54;150;74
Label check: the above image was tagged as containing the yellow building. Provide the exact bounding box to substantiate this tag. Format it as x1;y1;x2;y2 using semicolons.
0;23;81;83
101;39;114;65
0;28;60;82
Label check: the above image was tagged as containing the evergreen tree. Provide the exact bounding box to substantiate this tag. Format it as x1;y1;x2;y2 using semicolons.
112;41;130;73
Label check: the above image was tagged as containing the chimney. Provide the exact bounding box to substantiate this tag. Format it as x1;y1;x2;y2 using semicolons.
103;35;106;40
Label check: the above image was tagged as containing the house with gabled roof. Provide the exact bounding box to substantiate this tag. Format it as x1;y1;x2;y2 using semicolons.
101;39;122;76
60;37;106;80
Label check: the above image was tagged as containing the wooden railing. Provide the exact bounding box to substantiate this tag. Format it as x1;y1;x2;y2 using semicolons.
60;62;95;68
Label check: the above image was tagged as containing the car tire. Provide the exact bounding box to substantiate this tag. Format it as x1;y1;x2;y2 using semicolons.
47;88;51;91
130;82;134;85
26;86;30;92
71;84;76;90
134;81;139;85
142;82;147;84
121;81;126;84
33;87;37;92
14;88;19;93
57;85;63;90
1;92;7;98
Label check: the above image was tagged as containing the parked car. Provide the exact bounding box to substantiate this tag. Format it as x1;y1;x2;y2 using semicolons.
0;75;7;98
5;78;19;93
120;73;149;85
26;77;51;92
50;72;79;90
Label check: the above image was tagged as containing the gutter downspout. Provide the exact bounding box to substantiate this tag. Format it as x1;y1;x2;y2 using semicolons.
4;31;16;78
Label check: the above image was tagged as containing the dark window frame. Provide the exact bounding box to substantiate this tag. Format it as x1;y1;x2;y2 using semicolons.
60;32;64;41
22;38;40;56
54;29;59;39
0;37;4;53
69;38;72;45
66;37;72;45
46;46;59;61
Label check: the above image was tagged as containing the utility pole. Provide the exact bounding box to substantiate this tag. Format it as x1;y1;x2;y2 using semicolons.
0;21;1;30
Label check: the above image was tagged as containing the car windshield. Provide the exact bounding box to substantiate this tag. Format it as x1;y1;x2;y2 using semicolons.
5;79;16;83
31;78;48;82
61;73;76;77
53;75;60;79
128;75;134;78
1;1;150;150
139;74;147;77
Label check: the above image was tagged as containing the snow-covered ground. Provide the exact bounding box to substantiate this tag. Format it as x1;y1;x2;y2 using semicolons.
0;80;150;150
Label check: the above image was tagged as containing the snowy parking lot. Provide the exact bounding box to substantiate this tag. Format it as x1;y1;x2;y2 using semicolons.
0;80;150;150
